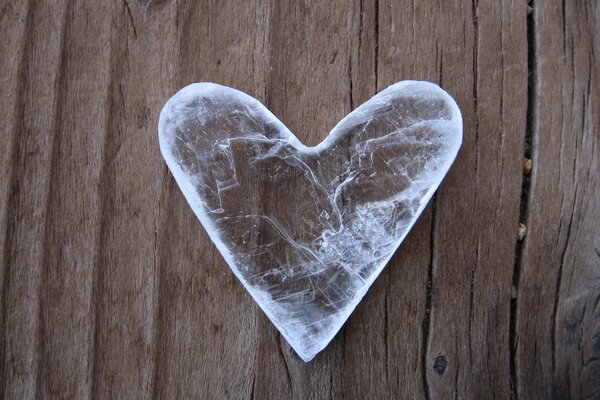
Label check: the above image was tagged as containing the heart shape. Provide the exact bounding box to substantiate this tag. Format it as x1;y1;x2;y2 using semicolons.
158;81;462;361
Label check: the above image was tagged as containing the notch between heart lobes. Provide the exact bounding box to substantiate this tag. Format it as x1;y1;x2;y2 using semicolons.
158;80;462;362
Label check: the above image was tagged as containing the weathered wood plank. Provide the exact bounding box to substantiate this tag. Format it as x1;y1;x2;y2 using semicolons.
152;1;268;398
91;1;178;398
423;1;528;398
0;0;33;397
0;0;597;399
1;2;69;398
256;2;367;399
377;1;528;399
515;1;599;398
35;2;115;397
0;0;29;302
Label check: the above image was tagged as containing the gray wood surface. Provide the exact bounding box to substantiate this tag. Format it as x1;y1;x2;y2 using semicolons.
0;0;598;399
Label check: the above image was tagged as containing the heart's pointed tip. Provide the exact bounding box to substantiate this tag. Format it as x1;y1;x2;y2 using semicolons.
281;331;328;363
294;348;318;363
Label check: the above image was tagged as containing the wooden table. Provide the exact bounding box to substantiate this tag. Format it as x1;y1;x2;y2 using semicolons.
1;1;598;398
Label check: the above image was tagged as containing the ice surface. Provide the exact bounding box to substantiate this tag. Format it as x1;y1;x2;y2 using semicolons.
158;81;462;362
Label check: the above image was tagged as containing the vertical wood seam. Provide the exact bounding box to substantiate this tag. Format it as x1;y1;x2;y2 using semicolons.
90;3;120;397
510;1;538;398
421;193;437;400
0;1;33;396
123;0;137;39
496;0;507;216
152;2;182;397
34;1;71;397
151;175;168;400
373;0;378;91
469;2;480;395
277;333;293;394
471;0;480;206
249;374;256;400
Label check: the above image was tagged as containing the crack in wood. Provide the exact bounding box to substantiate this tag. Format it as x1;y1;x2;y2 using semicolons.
421;193;437;400
347;48;353;110
553;180;578;375
453;337;460;399
249;374;256;400
0;1;34;396
90;5;123;398
374;0;379;91
277;333;293;395
34;3;72;398
510;2;537;398
384;287;389;373
472;0;480;207
123;0;137;39
358;0;364;64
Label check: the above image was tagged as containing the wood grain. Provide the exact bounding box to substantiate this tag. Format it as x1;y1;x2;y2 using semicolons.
515;1;599;399
1;0;597;399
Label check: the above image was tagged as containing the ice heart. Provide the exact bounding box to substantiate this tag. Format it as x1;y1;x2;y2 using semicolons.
158;81;462;361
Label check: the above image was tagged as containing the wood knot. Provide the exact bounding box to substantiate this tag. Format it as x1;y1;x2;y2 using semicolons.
433;355;448;375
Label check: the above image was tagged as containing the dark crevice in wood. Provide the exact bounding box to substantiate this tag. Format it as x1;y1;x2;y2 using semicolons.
277;334;293;394
585;51;592;108
470;0;479;381
150;1;179;389
421;193;437;400
34;2;71;398
561;0;567;55
453;337;460;399
374;0;378;91
347;51;353;110
90;5;122;397
206;0;212;42
249;374;256;400
498;0;506;181
583;356;600;369
150;189;162;398
411;0;416;74
151;179;176;400
384;287;389;373
438;42;443;86
582;87;589;159
90;207;105;398
329;367;333;400
510;2;537;399
0;1;33;397
468;241;480;368
570;39;576;161
263;0;277;114
340;328;347;392
553;181;577;374
471;0;480;210
151;213;167;400
123;0;137;39
357;0;364;65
